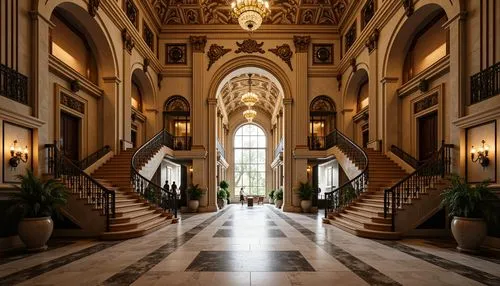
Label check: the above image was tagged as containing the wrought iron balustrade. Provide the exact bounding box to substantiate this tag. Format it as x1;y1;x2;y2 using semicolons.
470;61;500;104
324;130;369;217
77;145;111;170
308;131;337;150
216;138;225;159
45;143;115;231
384;141;453;231
390;145;420;169
0;63;28;105
131;130;177;217
172;136;192;150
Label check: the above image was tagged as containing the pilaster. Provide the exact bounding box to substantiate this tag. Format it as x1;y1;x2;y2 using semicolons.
190;36;207;146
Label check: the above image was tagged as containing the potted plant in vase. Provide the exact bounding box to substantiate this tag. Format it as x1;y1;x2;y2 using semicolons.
225;189;231;205
296;181;313;212
9;169;67;251
217;189;227;209
274;188;283;208
219;181;231;205
187;184;203;212
441;175;498;253
268;190;275;204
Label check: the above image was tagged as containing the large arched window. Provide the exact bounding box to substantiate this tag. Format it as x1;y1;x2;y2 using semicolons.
234;124;266;196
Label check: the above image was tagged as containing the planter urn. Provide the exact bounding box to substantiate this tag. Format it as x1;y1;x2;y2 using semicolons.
300;200;312;212
451;217;487;253
18;217;54;251
188;200;200;212
275;199;283;208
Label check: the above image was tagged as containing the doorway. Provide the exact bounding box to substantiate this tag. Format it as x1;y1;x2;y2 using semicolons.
60;112;80;161
418;111;438;161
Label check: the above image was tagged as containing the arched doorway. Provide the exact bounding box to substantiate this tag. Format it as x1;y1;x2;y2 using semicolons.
163;95;191;150
309;95;337;150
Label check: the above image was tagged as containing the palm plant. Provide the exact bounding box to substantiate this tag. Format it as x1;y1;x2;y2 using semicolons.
217;189;227;200
268;190;275;199
219;180;229;190
10;169;68;218
187;184;204;200
296;181;313;200
274;188;283;200
441;174;497;223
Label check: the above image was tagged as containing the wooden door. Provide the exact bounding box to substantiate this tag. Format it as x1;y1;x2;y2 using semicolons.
60;112;80;161
418;112;438;161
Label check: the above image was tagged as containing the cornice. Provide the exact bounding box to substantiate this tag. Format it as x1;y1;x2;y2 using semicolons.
48;55;104;98
453;106;500;129
398;55;450;98
0;107;45;128
100;0;162;73
308;66;338;78
159;25;339;35
161;67;193;78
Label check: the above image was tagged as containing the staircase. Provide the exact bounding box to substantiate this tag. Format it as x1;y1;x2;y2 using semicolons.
92;148;175;240
327;148;408;239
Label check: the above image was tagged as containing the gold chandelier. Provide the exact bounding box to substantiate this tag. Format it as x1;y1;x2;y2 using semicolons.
241;74;259;107
230;0;271;31
243;108;257;122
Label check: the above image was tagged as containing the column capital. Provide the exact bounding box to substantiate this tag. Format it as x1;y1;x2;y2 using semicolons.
190;36;207;53
207;98;218;105
293;36;311;53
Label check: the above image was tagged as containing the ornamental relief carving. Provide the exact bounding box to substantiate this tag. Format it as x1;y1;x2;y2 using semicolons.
414;93;438;114
269;44;293;71
235;39;265;54
61;93;85;114
207;44;232;70
149;0;349;25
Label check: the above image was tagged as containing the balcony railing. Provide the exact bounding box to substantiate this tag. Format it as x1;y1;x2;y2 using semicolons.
308;131;336;150
390;145;420;169
77;145;111;170
216;139;225;159
470;61;500;104
274;138;284;159
169;135;192;150
0;64;28;105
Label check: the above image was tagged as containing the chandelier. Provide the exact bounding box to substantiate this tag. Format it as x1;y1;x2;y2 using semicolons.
241;74;259;107
243;108;257;122
230;0;271;31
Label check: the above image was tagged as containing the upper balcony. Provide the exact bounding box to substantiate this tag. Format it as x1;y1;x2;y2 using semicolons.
470;62;500;105
0;64;28;105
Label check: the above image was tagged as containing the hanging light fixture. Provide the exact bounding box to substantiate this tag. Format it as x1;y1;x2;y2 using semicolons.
241;74;259;107
230;0;271;31
243;108;257;122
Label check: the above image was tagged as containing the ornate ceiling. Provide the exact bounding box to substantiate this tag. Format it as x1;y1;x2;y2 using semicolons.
150;0;349;25
219;73;281;117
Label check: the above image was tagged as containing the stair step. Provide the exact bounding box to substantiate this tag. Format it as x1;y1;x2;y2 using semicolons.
354;202;384;209
348;205;386;217
110;212;164;232
115;206;152;217
337;213;392;232
101;217;171;240
343;209;391;224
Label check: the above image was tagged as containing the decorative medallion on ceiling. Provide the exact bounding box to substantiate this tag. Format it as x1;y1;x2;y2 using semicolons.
150;0;349;26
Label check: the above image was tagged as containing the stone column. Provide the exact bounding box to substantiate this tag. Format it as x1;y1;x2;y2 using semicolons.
205;98;218;212
190;36;207;146
381;77;399;152
366;29;380;150
282;98;295;211
122;30;133;145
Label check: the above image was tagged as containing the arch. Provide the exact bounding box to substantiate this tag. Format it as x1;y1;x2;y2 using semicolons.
208;55;292;102
131;67;155;108
310;95;336;114
43;1;118;79
164;95;191;114
344;68;369;111
309;95;337;149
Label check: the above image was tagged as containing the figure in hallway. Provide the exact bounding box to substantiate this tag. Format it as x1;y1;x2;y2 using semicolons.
171;181;177;194
240;187;245;206
163;180;169;191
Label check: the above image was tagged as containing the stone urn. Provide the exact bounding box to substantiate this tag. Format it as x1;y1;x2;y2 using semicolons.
217;199;226;209
451;217;487;253
300;200;312;212
188;200;200;212
269;198;274;204
18;217;54;251
275;200;283;208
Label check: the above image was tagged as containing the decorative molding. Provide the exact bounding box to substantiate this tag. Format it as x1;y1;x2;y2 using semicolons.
293;36;311;53
143;58;150;72
313;44;333;64
398;55;450;97
414;93;438;114
121;29;135;54
235;39;265;54
401;0;414;17
166;44;187;64
207;44;231;71
453;105;500;129
269;44;293;71
350;58;357;72
88;0;100;17
364;28;379;53
70;80;80;92
60;93;85;114
190;36;207;53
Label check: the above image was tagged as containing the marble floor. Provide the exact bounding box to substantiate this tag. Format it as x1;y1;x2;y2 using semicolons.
1;205;500;286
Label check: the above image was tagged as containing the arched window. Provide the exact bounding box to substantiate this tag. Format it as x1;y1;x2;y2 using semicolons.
50;9;98;83
357;80;369;112
164;96;191;150
131;80;142;112
234;124;266;196
309;96;336;150
403;12;448;83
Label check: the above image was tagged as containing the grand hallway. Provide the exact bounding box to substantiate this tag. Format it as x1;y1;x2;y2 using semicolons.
1;205;499;285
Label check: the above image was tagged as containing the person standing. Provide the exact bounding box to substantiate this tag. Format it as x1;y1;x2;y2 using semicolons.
239;187;245;206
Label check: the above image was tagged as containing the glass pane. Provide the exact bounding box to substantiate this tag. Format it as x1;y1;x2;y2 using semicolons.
235;136;242;148
257;150;265;163
258;136;266;148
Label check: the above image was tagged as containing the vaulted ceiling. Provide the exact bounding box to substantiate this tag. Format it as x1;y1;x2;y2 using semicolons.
150;0;349;25
218;73;281;118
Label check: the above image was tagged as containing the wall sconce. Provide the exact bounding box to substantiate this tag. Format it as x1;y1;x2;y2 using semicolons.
470;140;489;168
9;140;29;169
189;165;193;180
306;165;311;180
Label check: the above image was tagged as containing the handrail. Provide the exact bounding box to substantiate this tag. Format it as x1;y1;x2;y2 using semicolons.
130;130;177;217
77;145;111;170
384;141;453;231
45;143;115;231
390;145;420;169
324;130;369;218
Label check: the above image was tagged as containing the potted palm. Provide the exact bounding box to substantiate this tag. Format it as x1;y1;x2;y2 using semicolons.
217;189;227;209
9;169;67;251
268;190;275;204
274;188;283;208
219;181;231;204
187;184;203;212
441;175;498;253
296;181;313;212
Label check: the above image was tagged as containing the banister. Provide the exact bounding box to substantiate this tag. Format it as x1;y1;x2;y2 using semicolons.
77;145;111;170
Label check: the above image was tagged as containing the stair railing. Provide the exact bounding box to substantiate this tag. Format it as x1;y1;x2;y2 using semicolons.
324;130;369;218
130;130;177;218
45;143;115;231
77;145;111;170
384;141;454;231
390;145;420;169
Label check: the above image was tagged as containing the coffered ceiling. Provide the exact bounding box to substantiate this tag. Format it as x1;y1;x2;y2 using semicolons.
219;73;282;117
150;0;349;26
